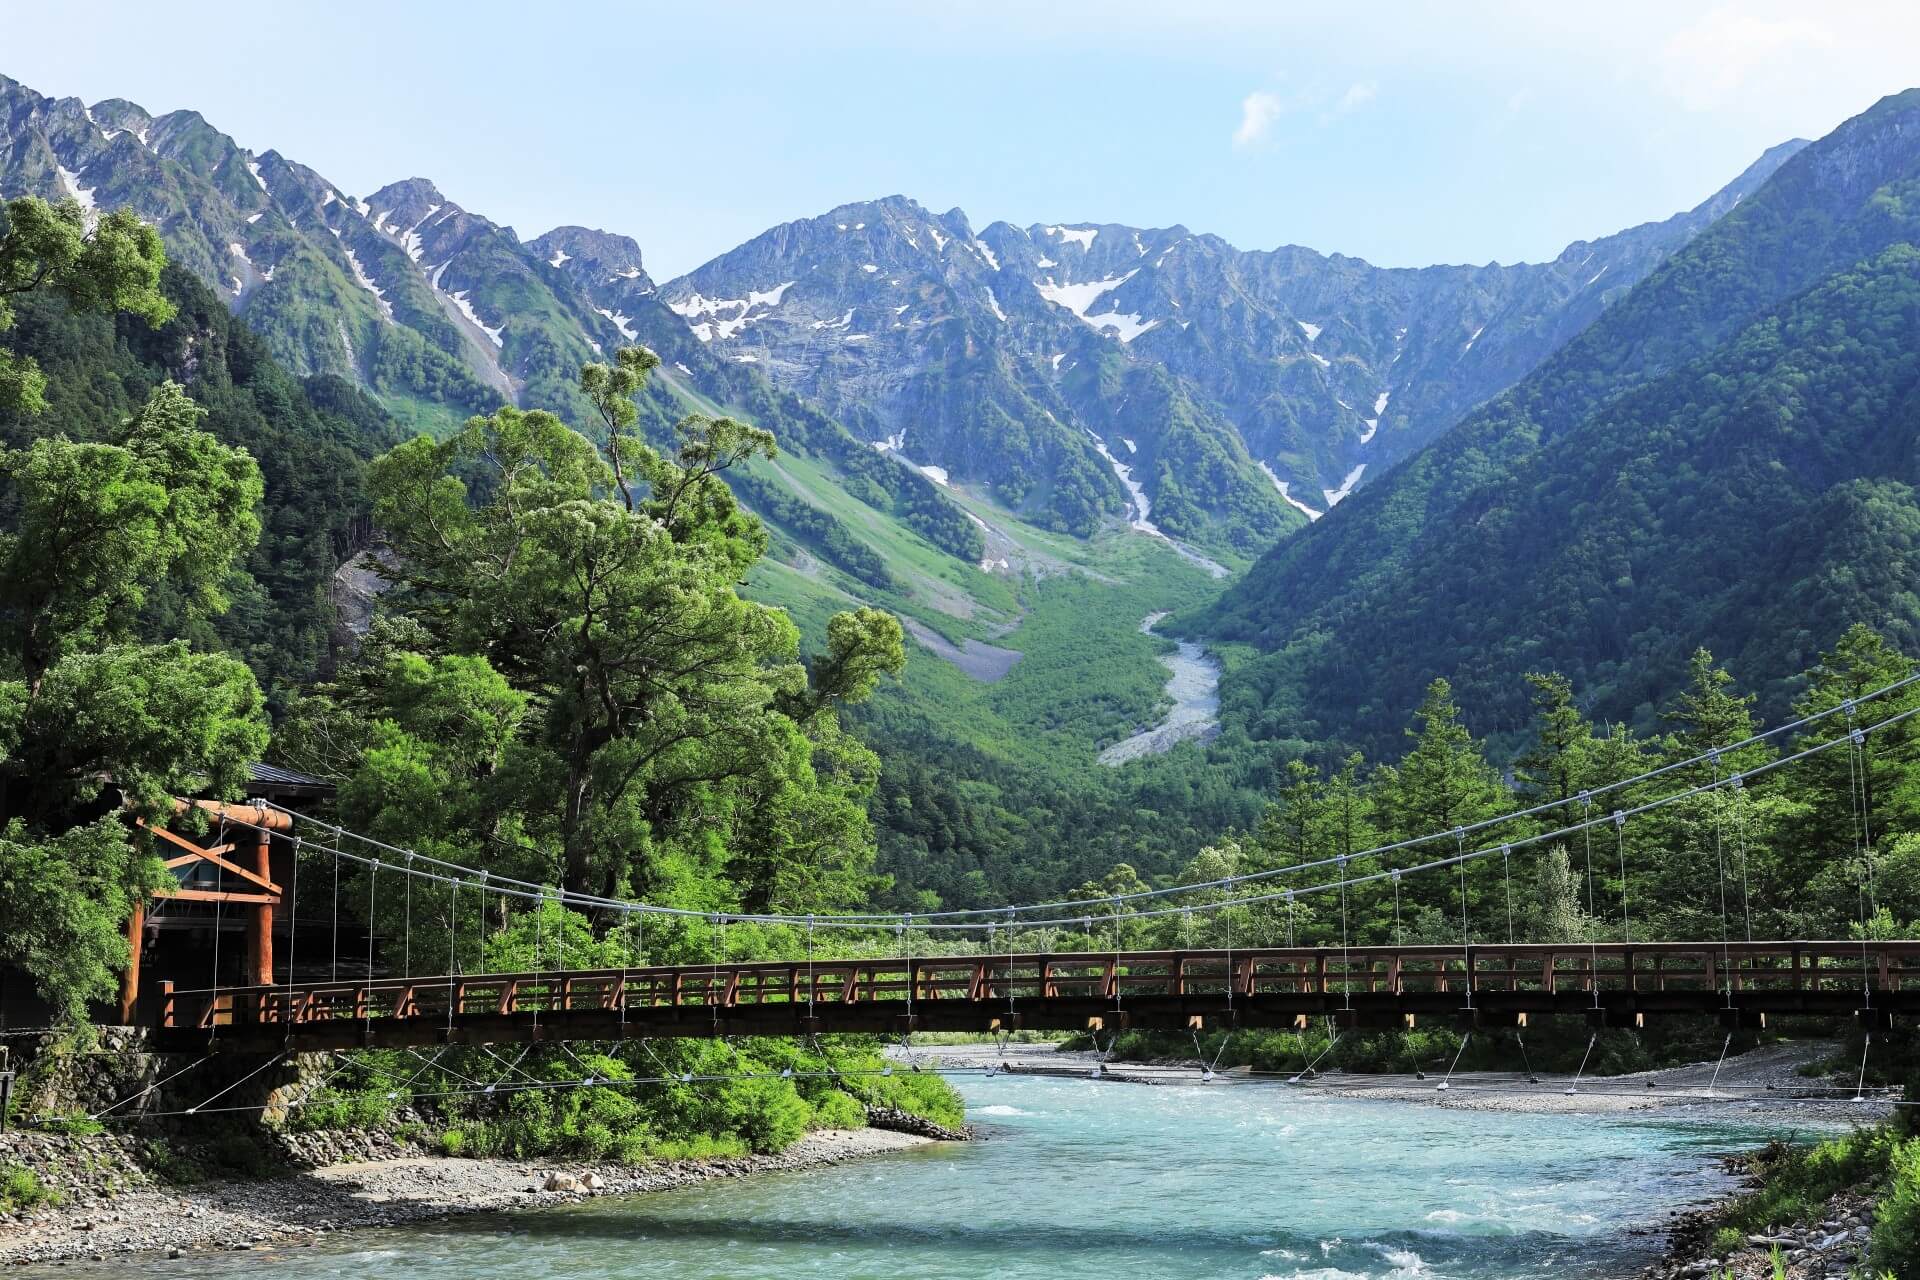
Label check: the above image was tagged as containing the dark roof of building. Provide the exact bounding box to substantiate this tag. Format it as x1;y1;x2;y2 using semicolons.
247;763;335;794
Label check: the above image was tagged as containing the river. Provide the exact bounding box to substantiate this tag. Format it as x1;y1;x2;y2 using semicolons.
1098;612;1222;765
126;1073;1803;1280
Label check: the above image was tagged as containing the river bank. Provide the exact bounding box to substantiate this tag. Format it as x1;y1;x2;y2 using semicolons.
0;1125;940;1268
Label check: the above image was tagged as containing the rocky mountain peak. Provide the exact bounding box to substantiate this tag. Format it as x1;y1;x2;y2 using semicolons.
364;178;454;231
530;225;651;287
87;98;154;142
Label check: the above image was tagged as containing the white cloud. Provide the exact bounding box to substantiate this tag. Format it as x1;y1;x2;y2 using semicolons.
1234;89;1285;147
1335;80;1378;114
1658;6;1834;111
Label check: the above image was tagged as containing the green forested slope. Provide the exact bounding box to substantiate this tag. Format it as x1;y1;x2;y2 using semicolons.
1201;89;1920;752
0;260;398;698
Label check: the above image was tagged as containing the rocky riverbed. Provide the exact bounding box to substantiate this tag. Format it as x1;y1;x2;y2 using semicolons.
0;1125;942;1268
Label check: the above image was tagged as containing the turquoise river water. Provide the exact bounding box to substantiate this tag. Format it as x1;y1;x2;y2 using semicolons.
78;1075;1829;1280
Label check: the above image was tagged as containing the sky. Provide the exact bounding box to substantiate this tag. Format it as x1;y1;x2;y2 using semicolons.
4;1;1917;279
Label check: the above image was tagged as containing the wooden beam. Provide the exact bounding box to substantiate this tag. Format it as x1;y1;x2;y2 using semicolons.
166;888;282;906
141;821;280;893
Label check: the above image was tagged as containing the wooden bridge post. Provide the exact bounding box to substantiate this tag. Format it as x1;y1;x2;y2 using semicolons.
118;902;145;1025
246;825;273;989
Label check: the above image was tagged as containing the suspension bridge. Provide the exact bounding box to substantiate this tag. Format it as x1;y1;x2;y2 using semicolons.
148;940;1919;1054
96;668;1919;1113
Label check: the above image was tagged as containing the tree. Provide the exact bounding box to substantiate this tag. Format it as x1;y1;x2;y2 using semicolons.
1514;672;1593;813
0;196;171;416
363;349;905;911
0;379;266;1017
1374;679;1504;840
1371;678;1505;939
1255;760;1325;866
1639;651;1774;940
1773;624;1920;931
0;382;263;686
0;819;170;1022
1526;845;1595;944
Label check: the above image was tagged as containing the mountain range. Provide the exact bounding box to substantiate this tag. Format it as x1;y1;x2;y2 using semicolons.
0;71;1798;565
7;69;1920;902
1200;88;1920;753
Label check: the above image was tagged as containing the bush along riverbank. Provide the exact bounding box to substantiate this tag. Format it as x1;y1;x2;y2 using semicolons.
1642;1115;1920;1280
1066;1016;1823;1080
0;1031;967;1265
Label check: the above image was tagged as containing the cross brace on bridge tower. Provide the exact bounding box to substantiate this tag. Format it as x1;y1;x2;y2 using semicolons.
123;800;290;1024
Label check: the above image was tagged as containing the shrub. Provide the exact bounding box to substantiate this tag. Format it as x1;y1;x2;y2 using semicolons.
1872;1137;1920;1275
809;1090;867;1131
722;1077;811;1153
437;1129;466;1157
31;1111;104;1137
0;1166;58;1212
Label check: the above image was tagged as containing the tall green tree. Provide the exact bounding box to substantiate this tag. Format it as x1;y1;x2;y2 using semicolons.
0;196;171;416
1369;678;1506;940
1514;671;1593;813
0;379;267;1017
361;348;905;914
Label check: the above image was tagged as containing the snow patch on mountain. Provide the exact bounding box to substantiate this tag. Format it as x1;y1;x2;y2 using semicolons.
341;246;393;321
984;288;1007;322
594;307;637;341
450;290;503;347
667;282;796;342
1036;272;1136;322
54;165;95;213
973;240;999;270
1084;310;1158;343
397;205;440;262
1298;320;1322;342
1260;463;1323;522
549;249;570;267
1083;428;1159;537
1322;464;1367;507
245;159;266;192
1044;225;1097;250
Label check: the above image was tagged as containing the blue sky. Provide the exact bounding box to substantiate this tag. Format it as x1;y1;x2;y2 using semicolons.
5;1;1916;279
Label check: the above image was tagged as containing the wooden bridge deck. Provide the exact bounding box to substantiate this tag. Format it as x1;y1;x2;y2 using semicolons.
148;941;1920;1052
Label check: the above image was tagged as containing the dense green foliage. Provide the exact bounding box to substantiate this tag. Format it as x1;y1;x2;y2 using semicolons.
0;202;272;1017
0;197;170;415
1;259;400;697
1050;626;1919;960
266;347;960;1150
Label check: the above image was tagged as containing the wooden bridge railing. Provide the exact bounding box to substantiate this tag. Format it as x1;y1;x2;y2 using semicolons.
153;941;1920;1044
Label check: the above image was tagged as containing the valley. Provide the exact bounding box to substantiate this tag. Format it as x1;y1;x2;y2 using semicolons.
5;38;1920;1280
